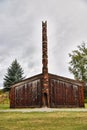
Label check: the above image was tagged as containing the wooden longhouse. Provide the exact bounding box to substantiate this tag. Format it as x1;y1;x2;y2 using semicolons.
10;21;84;108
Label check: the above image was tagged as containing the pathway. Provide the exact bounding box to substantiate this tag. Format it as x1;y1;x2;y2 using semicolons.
0;108;87;112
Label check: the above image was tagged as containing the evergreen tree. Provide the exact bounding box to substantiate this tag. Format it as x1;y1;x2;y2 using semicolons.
3;59;25;91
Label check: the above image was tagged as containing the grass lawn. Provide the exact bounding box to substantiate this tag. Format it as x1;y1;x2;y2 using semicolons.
0;104;10;110
0;91;9;109
0;100;10;110
0;111;87;130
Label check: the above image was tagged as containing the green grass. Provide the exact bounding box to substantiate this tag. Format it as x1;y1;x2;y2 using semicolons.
85;103;87;108
0;91;10;109
0;104;10;109
0;112;87;130
84;98;87;103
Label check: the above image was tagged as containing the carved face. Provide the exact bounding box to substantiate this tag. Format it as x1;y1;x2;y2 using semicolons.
44;75;48;80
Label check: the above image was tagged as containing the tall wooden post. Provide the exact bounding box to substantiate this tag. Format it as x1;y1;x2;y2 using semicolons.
42;21;49;107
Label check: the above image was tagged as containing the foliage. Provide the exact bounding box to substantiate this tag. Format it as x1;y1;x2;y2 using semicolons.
69;43;87;97
69;42;87;81
3;59;25;91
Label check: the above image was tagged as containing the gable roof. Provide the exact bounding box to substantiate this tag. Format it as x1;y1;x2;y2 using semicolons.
11;73;84;89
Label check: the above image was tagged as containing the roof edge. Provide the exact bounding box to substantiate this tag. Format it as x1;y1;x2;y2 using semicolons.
48;73;84;86
11;73;43;88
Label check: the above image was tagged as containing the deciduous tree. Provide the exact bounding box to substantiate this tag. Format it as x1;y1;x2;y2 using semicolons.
69;42;87;97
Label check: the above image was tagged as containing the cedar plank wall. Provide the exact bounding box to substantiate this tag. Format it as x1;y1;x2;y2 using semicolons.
10;73;84;108
49;74;84;108
10;74;43;108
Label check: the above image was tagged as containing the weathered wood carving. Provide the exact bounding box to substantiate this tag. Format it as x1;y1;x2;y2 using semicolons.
42;21;49;107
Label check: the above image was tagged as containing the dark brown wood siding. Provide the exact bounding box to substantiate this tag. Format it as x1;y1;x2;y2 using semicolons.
10;74;42;108
10;73;84;108
49;74;84;108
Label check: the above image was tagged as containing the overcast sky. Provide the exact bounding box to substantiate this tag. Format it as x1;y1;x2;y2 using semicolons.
0;0;87;88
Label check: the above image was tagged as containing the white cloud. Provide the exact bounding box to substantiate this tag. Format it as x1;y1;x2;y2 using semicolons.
0;0;87;88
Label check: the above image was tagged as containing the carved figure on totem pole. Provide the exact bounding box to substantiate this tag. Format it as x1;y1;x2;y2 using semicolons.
42;21;50;107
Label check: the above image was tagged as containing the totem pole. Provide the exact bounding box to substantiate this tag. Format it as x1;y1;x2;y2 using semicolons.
42;21;50;107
